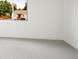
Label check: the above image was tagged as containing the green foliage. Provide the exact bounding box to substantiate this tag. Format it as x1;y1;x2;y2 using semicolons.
14;6;17;10
0;0;12;16
23;2;27;10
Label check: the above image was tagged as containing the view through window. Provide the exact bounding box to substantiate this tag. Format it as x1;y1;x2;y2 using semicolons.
0;0;27;20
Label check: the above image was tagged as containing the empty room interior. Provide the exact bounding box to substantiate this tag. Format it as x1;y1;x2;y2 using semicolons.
0;0;78;59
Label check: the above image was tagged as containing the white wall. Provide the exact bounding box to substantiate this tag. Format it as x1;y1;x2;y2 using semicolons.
0;0;63;40
0;0;77;49
62;0;78;49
